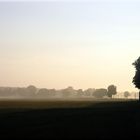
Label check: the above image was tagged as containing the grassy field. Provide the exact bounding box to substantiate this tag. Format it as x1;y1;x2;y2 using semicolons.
0;99;139;139
0;98;136;108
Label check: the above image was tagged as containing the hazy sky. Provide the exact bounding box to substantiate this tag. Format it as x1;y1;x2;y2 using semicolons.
0;0;140;91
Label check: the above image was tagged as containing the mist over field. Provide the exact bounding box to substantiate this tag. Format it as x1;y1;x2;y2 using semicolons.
0;1;140;139
0;85;138;100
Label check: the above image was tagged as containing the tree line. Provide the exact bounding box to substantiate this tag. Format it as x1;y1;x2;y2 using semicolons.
0;85;117;99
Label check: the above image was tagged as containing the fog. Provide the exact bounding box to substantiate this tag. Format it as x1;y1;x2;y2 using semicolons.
0;85;138;100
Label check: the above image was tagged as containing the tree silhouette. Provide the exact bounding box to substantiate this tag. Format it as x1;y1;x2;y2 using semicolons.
107;85;117;98
26;85;37;97
132;57;140;99
93;88;107;98
37;88;49;98
124;91;130;98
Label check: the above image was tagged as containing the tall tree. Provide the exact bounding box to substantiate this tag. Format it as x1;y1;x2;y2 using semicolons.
132;57;140;99
107;85;117;98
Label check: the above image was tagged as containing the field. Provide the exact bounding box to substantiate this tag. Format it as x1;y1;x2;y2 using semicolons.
0;99;139;139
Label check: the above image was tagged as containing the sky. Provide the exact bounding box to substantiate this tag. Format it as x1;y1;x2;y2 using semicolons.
0;0;140;91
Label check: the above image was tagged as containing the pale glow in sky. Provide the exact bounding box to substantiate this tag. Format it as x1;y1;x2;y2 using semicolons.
0;1;140;91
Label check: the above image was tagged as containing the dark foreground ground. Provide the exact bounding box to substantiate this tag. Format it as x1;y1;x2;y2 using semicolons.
0;100;139;139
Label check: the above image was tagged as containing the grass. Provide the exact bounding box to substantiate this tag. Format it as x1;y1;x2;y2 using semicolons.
0;99;139;139
0;98;136;108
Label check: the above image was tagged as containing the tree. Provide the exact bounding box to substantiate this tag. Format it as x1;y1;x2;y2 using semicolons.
84;88;95;96
0;87;12;97
15;87;27;97
132;57;140;99
93;88;107;98
37;88;49;98
124;91;130;98
107;85;117;98
48;89;56;96
76;89;84;97
26;85;37;97
62;86;74;97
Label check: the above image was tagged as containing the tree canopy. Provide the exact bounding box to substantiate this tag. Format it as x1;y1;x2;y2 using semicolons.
132;57;140;90
107;85;117;98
